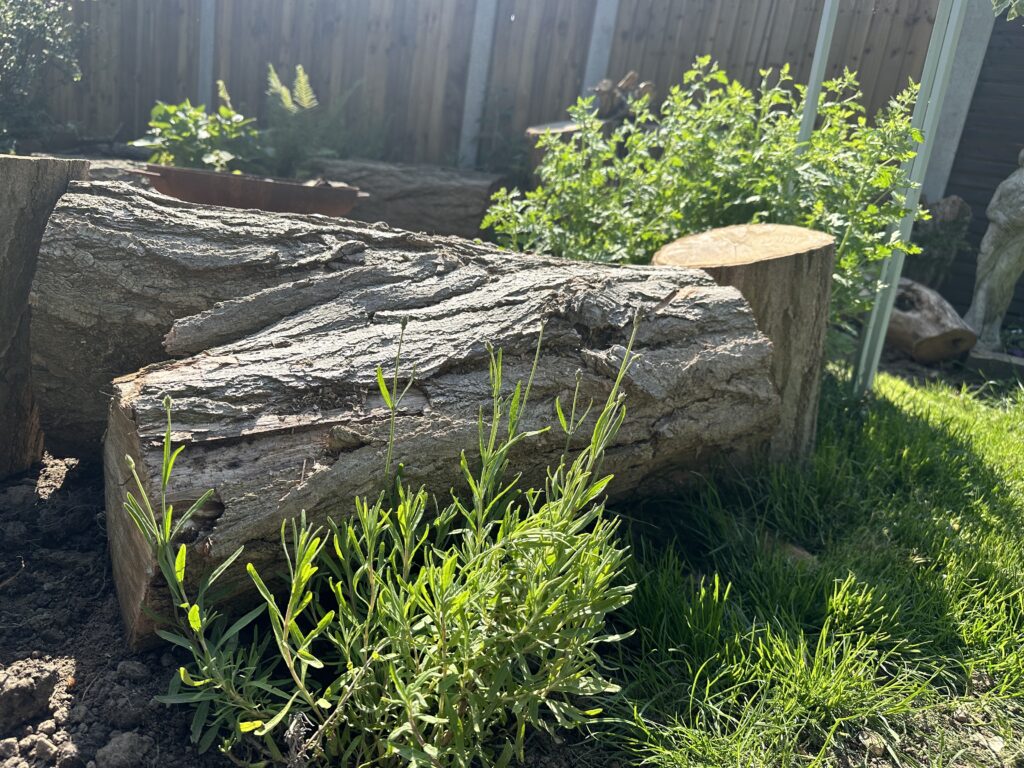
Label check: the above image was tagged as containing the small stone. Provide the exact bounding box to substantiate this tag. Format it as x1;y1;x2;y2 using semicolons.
0;660;58;733
858;729;885;758
37;719;56;735
952;706;971;724
0;740;15;759
32;737;57;762
115;661;149;684
94;732;152;768
56;742;81;768
985;734;1005;754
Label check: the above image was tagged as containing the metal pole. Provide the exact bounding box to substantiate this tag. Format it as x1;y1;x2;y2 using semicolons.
797;0;841;149
196;0;216;107
851;0;969;396
457;0;499;168
582;0;621;95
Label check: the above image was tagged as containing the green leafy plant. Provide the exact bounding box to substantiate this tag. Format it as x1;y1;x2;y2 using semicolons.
131;81;260;172
484;58;922;322
262;63;325;178
127;332;636;766
993;0;1024;21
0;0;84;147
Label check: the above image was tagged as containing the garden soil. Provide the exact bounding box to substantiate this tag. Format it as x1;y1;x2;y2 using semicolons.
0;457;229;768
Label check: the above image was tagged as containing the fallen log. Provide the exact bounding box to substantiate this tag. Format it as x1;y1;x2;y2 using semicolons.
0;155;88;478
67;209;781;645
886;278;977;363
32;181;462;458
308;158;502;238
653;223;835;460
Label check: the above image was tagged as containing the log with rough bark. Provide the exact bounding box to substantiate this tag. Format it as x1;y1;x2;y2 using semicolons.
886;278;977;363
56;198;783;645
0;155;88;479
32;181;450;458
653;223;835;460
307;158;502;238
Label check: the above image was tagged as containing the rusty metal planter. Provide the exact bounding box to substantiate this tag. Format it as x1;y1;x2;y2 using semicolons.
143;164;366;217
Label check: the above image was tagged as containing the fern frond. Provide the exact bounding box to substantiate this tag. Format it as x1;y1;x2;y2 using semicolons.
266;64;296;113
292;65;319;111
216;79;234;111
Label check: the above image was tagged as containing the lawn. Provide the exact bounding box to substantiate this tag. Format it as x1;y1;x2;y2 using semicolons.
609;372;1024;767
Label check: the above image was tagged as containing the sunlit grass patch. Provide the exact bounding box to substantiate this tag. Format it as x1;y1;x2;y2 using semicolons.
612;374;1024;766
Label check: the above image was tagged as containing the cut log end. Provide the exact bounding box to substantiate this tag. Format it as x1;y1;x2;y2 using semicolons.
0;155;89;479
654;223;835;461
653;223;835;269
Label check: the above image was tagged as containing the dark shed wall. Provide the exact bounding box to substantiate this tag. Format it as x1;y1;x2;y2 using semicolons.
942;19;1024;323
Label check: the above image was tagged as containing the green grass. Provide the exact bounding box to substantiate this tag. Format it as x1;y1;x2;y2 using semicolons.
609;372;1024;767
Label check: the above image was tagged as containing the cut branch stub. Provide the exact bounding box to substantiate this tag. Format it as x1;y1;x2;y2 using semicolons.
654;223;836;460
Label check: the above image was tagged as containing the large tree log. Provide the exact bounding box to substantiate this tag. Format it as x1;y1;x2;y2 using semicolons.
90;236;780;646
32;181;459;458
0;156;88;478
653;224;835;460
886;278;977;363
308;158;502;238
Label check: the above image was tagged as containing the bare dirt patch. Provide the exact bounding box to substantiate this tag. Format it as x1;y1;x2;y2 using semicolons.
0;457;229;768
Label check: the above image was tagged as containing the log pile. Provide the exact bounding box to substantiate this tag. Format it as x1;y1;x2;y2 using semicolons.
22;179;797;645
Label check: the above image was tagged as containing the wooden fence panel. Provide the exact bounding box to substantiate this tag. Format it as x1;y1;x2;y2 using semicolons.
45;0;940;167
476;0;597;169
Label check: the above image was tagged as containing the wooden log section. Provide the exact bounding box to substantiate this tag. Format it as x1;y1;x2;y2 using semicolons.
886;278;977;363
32;181;470;458
654;223;835;460
308;158;503;239
34;188;785;644
0;156;88;479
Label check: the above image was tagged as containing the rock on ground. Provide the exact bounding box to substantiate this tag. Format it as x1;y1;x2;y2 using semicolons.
0;660;58;733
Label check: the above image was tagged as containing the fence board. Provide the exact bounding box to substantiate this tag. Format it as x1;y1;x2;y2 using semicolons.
47;0;940;167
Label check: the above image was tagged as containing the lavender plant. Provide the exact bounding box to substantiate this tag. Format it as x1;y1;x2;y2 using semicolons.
126;332;636;766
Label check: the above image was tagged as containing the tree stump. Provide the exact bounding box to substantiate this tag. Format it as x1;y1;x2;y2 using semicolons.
0;155;88;479
653;223;835;460
886;278;976;363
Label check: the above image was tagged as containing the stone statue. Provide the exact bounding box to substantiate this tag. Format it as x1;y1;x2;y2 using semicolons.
965;149;1024;351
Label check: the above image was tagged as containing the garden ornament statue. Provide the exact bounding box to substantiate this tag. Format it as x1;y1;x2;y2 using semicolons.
964;148;1024;351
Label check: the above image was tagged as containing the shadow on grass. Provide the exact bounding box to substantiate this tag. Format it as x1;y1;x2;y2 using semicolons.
609;372;1024;762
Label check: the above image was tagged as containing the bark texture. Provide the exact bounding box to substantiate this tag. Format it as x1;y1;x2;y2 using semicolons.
308;158;502;238
33;180;780;645
32;181;457;457
654;223;835;460
0;155;89;479
886;278;977;363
